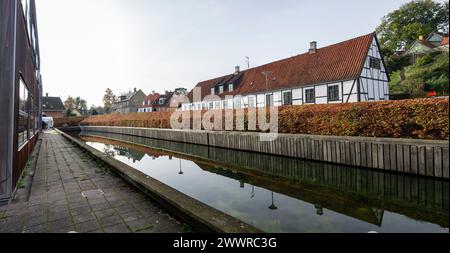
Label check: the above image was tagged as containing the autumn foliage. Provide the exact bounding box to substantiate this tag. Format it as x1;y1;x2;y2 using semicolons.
54;116;88;128
80;98;449;140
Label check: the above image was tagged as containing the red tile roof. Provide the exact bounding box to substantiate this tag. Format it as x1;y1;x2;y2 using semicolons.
138;93;160;108
188;33;375;101
441;37;449;46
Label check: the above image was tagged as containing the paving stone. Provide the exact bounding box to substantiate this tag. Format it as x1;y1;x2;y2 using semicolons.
72;212;96;224
75;220;102;233
103;223;131;233
99;215;123;228
0;130;182;233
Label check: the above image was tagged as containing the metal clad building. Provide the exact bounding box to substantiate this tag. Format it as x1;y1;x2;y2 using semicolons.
0;0;42;201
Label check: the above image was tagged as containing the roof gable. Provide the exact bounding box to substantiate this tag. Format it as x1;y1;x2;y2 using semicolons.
188;33;374;101
42;97;64;111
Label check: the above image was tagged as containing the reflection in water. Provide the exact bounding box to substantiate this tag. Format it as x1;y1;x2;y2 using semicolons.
77;131;449;233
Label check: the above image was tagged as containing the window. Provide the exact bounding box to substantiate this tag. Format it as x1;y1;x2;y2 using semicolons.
283;91;292;105
248;96;255;108
266;94;273;107
369;57;381;70
235;99;242;109
229;84;234;92
215;101;221;109
327;85;340;101
223;100;228;109
219;86;224;94
305;88;315;103
18;79;29;148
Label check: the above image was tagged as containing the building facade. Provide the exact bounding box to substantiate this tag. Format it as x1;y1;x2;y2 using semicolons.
1;0;42;201
113;88;146;114
404;32;449;60
42;94;64;119
182;33;389;111
138;92;161;113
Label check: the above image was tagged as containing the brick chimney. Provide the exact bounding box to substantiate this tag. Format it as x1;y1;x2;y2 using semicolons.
235;66;240;74
309;41;317;54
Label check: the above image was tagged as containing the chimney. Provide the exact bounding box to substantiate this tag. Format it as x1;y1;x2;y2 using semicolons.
46;93;48;97
235;66;240;74
152;90;156;95
309;41;317;54
134;88;137;92
419;35;424;41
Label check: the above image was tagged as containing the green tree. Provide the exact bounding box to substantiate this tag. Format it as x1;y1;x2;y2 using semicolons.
103;88;116;114
376;0;448;71
64;96;88;116
63;96;76;117
74;97;88;115
89;105;99;115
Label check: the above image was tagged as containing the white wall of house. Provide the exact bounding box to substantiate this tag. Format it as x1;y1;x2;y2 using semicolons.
359;37;390;102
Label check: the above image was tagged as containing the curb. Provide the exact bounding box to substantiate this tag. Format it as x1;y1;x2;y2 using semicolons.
55;128;262;233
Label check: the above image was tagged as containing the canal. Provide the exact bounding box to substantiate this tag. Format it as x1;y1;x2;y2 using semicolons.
70;130;448;233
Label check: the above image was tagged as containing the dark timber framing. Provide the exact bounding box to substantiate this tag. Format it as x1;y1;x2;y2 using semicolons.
0;0;42;201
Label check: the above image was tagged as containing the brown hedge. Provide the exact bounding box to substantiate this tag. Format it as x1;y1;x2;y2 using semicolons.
80;98;449;140
54;116;88;128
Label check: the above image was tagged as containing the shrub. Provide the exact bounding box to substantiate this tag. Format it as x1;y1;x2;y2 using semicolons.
80;98;449;140
54;116;88;127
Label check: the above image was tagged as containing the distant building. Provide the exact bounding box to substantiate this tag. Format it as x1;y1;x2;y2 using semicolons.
138;91;161;113
113;88;146;114
42;94;64;119
404;32;449;61
153;91;175;112
138;89;186;113
183;32;390;111
1;0;42;201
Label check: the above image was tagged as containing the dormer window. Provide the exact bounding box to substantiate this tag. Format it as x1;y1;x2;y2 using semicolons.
159;98;165;105
219;85;224;94
229;84;234;92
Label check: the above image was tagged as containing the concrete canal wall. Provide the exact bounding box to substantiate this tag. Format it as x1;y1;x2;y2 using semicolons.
75;126;449;179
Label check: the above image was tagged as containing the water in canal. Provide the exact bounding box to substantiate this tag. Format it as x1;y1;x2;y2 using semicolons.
73;131;449;233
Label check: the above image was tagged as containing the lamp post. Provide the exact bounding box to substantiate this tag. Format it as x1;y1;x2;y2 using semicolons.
268;191;278;210
178;159;184;175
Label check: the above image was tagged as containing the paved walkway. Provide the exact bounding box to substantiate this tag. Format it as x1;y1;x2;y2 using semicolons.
0;130;184;233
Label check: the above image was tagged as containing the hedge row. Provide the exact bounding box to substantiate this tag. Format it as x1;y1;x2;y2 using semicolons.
80;98;449;140
54;116;88;128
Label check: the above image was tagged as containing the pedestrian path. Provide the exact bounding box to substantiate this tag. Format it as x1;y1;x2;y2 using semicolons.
0;130;183;233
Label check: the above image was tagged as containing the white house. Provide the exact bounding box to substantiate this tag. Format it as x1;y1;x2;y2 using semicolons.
182;32;390;111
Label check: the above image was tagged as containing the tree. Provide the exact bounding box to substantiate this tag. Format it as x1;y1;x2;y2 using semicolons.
64;97;74;117
376;0;449;71
74;97;88;115
89;105;99;115
103;88;116;114
64;96;88;117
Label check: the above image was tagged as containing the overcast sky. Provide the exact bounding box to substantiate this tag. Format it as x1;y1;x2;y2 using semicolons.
37;0;414;106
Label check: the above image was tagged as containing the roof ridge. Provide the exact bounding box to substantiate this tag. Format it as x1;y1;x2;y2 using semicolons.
195;32;374;86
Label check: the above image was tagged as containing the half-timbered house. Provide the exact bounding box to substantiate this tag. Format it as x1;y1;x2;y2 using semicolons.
182;32;389;111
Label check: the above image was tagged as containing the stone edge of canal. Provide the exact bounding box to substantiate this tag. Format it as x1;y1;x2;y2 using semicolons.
55;128;262;234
